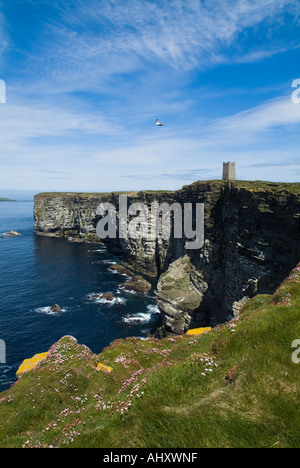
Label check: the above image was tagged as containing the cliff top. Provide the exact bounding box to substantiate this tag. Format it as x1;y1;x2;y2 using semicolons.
34;189;176;199
35;180;300;199
184;179;300;194
232;180;300;194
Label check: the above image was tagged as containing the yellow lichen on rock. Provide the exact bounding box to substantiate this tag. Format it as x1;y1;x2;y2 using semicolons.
97;363;113;373
16;352;48;377
186;327;212;336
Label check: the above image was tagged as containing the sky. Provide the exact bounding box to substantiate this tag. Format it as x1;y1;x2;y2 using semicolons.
0;0;300;194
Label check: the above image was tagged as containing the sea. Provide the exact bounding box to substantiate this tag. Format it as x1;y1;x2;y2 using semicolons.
0;201;160;393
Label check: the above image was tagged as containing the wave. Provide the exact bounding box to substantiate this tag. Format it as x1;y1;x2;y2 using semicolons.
106;268;132;280
98;259;117;265
122;313;153;324
122;305;160;325
117;285;138;294
146;304;160;315
107;267;119;274
91;260;117;265
86;292;126;306
34;306;67;316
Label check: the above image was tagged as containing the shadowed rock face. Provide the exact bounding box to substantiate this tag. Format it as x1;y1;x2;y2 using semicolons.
156;256;208;336
34;181;300;335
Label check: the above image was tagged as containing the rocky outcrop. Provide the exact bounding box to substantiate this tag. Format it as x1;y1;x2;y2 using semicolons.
156;256;208;335
92;293;115;301
109;264;152;293
1;231;21;238
34;181;300;336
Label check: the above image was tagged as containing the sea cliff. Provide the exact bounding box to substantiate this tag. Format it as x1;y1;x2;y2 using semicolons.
34;181;300;335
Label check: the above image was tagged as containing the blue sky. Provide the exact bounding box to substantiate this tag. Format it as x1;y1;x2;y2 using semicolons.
0;0;300;193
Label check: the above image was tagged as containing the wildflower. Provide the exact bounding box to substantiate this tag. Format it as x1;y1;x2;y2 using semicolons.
225;365;239;385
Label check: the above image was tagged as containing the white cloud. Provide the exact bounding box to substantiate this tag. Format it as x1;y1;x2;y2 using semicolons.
206;94;300;142
1;92;299;172
0;101;122;151
22;0;300;88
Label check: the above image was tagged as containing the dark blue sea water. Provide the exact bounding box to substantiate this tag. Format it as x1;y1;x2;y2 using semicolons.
0;202;159;393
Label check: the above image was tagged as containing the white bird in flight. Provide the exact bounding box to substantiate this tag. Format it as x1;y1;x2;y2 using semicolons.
156;119;164;126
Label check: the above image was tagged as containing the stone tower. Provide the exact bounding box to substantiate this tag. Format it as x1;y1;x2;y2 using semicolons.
222;162;236;181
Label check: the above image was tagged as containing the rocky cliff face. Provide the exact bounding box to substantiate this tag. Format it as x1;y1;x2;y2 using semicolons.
34;181;300;336
34;191;174;276
155;181;300;335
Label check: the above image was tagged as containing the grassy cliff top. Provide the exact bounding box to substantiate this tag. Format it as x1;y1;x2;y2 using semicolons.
0;264;299;448
35;190;175;199
185;179;300;194
35;180;300;199
233;180;300;194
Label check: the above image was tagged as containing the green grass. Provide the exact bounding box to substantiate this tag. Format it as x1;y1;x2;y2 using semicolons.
34;181;300;201
35;191;135;198
1;265;300;448
182;179;300;194
35;190;175;199
233;180;300;194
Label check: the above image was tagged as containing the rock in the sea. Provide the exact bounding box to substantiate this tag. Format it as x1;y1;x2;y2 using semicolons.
50;304;61;313
122;276;151;293
101;293;115;301
109;264;132;276
91;293;115;301
109;264;151;293
4;230;21;237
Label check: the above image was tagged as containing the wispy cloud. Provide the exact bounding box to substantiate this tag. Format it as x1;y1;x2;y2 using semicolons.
201;94;300;145
250;161;300;168
36;170;70;174
18;0;300;88
121;168;215;181
44;176;72;180
0;101;122;154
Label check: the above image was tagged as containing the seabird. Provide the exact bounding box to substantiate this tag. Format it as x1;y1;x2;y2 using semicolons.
156;119;164;126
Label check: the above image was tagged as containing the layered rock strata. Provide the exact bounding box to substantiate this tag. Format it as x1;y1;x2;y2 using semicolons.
34;181;300;335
